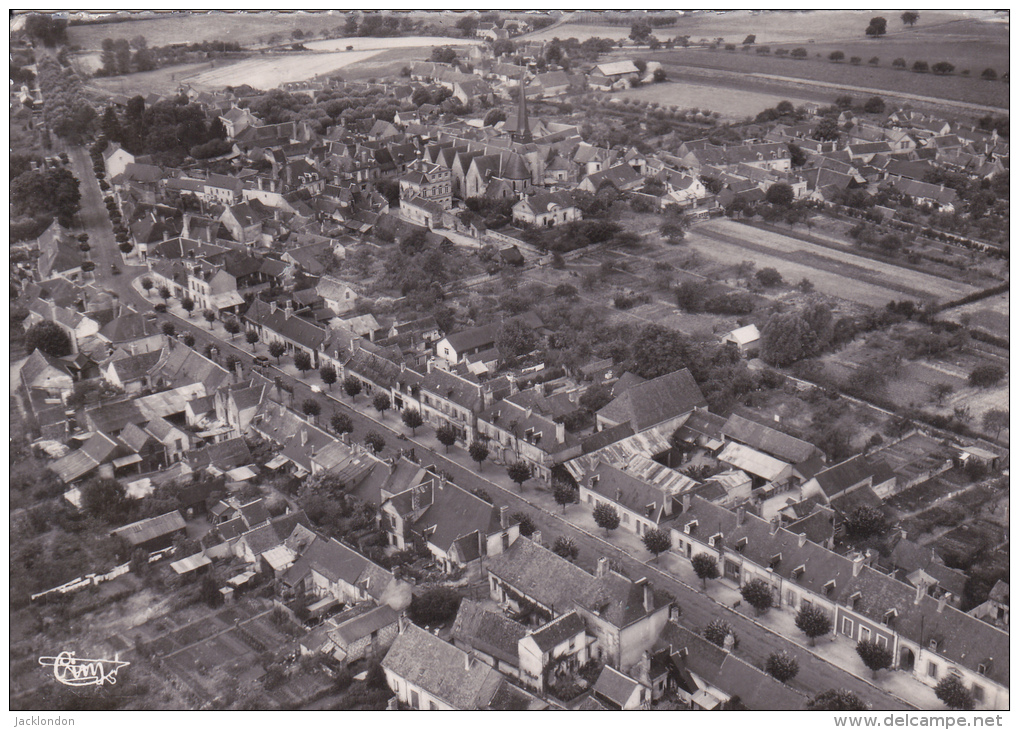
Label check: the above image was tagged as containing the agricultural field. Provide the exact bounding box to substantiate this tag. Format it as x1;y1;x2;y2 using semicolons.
184;50;387;91
609;80;818;119
304;36;481;52
686;219;978;306
939;292;1010;342
527;22;631;42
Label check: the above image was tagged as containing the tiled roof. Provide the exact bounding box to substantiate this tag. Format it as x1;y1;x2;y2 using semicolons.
282;535;395;603
593;665;641;706
381;623;502;710
109;349;163;383
527;610;586;653
813;455;884;498
112;510;186;547
330;604;399;647
451;599;527;667
597;368;706;432
722;414;820;464
485;537;596;615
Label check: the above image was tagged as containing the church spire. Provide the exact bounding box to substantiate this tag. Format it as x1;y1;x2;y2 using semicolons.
513;71;532;144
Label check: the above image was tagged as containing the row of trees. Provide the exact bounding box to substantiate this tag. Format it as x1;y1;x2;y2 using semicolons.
37;55;96;145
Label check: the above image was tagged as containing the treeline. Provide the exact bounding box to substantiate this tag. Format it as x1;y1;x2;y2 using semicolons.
37;56;96;145
23;14;69;47
94;35;244;77
239;86;407;135
99;96;228;165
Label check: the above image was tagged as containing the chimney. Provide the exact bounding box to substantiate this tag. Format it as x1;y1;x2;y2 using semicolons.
532;530;542;546
798;532;807;548
914;581;925;605
770;517;780;535
637;577;653;613
426;358;434;374
398;614;407;634
233;360;243;383
736;506;746;526
937;592;951;613
852;552;865;577
681;493;691;513
637;651;651;687
411;487;420;512
285;300;293;317
464;652;473;671
500;505;508;529
596;557;609;578
300;429;308;447
270;300;277;314
555;420;565;444
388;458;397;474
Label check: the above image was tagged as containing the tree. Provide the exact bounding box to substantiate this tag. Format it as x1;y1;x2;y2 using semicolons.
934;675;975;710
482;108;506;127
364;430;385;455
982;408;1009;441
928;382;955;406
813;116;840;141
844;506;886;538
756;267;785;287
224;317;241;340
372;392;391;417
855;640;893;678
969;364;1004;387
981;68;998;81
808;689;868;710
331;412;353;436
317;364;337;390
790;47;808;59
901;11;919;26
401;408;423;435
766;652;799;683
740;578;775;615
704;619;739;650
436;424;457;453
795;605;832;646
592;502;620;536
245;330;259;350
765;183;794;207
182;332;196;348
692;553;719;590
141;277;154;295
342;376;362;400
828;50;845;63
511;512;535;537
629;18;652;43
294;350;313;374
180;296;195;317
552;481;576;513
203;309;217;327
652;68;667;83
25;321;73;357
865;17;887;37
80;477;128;523
409;587;461;626
158;285;171;303
642;528;672;563
892;57;907;68
864;96;886;114
552;536;579;561
469;441;489;471
507;461;532;490
932;61;955;75
912;60;929;73
269;341;286;364
301;399;321;420
160;322;176;339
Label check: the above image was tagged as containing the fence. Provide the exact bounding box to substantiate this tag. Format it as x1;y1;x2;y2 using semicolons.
30;546;177;601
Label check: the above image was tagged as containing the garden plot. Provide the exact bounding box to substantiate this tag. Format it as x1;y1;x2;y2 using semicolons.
689;219;977;305
939;291;1010;342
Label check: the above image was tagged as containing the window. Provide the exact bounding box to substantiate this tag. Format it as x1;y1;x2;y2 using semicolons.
876;635;888;649
859;626;871;643
842;618;854;636
972;684;984;703
927;662;938;679
410;690;419;707
977;664;986;676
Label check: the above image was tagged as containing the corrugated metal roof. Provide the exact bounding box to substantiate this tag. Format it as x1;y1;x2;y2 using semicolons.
718;442;789;481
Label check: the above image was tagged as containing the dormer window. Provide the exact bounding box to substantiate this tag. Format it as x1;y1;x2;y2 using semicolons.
684;519;698;535
793;565;805;580
977;664;987;676
823;580;836;596
735;537;748;553
848;591;861;609
769;553;782;570
929;639;938;651
645;503;656;518
708;533;723;548
883;609;897;626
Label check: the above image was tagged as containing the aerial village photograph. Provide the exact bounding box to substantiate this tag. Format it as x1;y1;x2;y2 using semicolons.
8;8;1010;718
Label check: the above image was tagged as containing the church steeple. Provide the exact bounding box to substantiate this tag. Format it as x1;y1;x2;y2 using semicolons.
513;71;532;144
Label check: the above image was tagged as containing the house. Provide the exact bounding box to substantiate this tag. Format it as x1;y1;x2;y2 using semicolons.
20;349;75;400
102;142;136;180
380;470;519;573
111;510;187;552
721;324;761;357
592;665;649;710
717;441;793;490
417;363;489;444
801;454;898;502
243;299;328;368
325;604;401;663
968;581;1009;629
382;622;505;710
486;537;672;669
280;534;411;611
477;395;581;483
52;432;121;484
596;368;706;434
721;414;825;479
512;191;580;228
578;460;683;538
219;106;258;138
451;598;529;678
399;161;452;210
219;201;267;246
516;610;592;692
36;221;84;280
103;349;163;393
578;164;644;194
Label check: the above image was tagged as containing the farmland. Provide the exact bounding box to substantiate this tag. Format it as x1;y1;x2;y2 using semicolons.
610;80;818;119
640;46;1008;110
940;292;1010;343
685;219;978;306
183;50;386;91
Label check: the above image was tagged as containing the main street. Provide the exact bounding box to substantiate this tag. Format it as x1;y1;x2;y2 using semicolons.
74;148;917;710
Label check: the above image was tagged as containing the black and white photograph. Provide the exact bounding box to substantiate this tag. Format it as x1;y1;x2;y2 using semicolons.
9;8;1009;716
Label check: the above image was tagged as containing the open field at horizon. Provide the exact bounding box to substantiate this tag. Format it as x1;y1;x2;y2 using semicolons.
687;219;978;306
609;80;818;119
